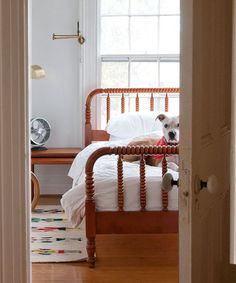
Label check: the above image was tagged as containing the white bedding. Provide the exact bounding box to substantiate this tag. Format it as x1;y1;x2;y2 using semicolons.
61;140;179;227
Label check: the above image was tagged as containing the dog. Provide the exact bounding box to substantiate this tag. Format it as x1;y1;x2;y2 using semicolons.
123;113;179;171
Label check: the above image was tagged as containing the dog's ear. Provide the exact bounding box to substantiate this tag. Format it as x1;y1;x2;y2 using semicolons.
156;114;166;121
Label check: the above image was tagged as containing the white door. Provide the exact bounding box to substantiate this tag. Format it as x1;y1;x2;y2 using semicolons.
180;0;235;282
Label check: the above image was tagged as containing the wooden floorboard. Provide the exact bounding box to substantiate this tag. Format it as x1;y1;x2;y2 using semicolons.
32;196;178;283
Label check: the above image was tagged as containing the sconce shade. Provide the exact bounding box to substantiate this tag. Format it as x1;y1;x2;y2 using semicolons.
31;65;46;79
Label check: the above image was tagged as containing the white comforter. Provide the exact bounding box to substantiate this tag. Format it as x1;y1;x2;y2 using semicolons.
61;140;179;227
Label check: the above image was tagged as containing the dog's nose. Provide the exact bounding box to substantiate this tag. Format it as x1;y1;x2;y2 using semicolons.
168;131;176;140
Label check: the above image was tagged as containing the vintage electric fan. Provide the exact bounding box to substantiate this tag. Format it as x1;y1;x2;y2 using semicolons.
30;117;51;150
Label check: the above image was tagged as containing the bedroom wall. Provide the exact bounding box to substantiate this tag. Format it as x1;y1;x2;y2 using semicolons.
31;0;83;194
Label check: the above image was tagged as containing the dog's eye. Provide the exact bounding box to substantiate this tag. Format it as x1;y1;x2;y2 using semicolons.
164;124;169;129
177;123;179;127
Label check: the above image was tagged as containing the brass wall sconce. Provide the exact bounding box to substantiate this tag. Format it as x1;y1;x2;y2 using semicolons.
52;21;85;45
31;65;46;79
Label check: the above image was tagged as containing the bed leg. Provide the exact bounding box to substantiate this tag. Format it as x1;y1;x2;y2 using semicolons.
87;237;96;268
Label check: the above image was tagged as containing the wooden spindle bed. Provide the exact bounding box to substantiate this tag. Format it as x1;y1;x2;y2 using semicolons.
84;88;179;267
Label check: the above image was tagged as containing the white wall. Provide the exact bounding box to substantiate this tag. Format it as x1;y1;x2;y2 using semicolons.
32;0;83;194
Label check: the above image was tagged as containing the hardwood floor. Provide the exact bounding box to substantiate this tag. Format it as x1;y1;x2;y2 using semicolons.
32;196;178;283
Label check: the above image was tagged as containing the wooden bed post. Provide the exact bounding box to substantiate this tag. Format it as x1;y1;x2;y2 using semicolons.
85;170;96;268
85;147;113;267
85;95;92;147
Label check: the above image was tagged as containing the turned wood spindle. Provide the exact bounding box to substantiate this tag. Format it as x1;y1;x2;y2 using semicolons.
87;238;96;268
121;93;125;113
136;93;139;112
106;94;110;123
86;171;95;201
140;154;146;211
162;155;168;211
117;155;124;211
150;93;154;111
85;103;91;125
85;171;96;267
165;93;169;112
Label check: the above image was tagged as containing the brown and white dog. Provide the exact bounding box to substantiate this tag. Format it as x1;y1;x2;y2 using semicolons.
124;113;179;171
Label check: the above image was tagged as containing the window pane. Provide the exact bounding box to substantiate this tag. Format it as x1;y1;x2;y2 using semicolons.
101;0;129;15
169;97;179;115
130;0;158;14
160;61;179;87
153;96;179;114
100;95;130;129
160;0;180;14
101;17;129;54
153;96;165;112
130;16;158;54
101;62;129;88
130;61;158;87
101;96;121;129
159;16;180;54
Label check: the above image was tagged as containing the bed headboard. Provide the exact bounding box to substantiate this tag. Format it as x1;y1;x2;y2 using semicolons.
85;88;180;146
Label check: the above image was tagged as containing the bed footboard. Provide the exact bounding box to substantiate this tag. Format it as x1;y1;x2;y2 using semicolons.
85;145;179;267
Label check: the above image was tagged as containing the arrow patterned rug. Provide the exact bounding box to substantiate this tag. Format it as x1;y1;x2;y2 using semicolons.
31;205;87;262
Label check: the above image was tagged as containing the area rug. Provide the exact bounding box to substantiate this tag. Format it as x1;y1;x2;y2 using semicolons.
31;205;87;263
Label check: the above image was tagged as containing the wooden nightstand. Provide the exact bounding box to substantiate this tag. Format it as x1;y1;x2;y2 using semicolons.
31;147;82;209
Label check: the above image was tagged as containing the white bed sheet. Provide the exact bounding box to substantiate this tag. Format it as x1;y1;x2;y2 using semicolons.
61;140;179;227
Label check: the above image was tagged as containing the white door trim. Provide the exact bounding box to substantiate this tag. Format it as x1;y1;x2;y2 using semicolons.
0;0;30;282
80;0;99;140
179;0;193;281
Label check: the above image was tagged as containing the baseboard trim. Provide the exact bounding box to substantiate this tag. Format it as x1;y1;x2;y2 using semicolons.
40;194;63;198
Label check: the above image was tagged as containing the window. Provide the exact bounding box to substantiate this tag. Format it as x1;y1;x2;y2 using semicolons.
97;0;180;128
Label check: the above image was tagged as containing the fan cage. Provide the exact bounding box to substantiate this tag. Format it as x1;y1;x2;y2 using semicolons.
30;117;51;146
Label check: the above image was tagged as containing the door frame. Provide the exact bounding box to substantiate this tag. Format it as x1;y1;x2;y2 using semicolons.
0;0;191;282
178;0;193;281
0;0;30;282
231;0;236;265
1;0;235;282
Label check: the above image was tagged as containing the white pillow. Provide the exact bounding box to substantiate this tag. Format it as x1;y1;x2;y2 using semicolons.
131;131;162;141
106;112;163;140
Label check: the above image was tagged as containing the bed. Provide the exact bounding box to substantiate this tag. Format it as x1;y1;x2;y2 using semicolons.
61;87;179;267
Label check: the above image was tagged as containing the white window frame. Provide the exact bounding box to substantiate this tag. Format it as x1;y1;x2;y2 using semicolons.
80;0;180;131
100;55;179;87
